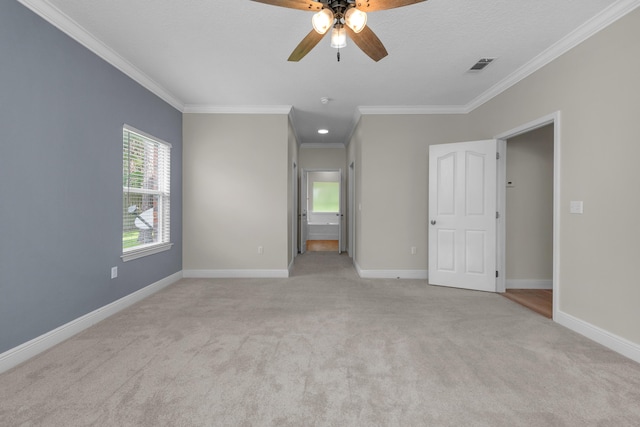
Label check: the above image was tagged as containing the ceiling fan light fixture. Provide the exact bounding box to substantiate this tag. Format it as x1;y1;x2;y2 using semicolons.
330;25;347;49
345;8;367;33
312;9;334;34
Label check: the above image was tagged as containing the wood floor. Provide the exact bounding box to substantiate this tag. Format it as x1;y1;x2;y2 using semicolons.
306;240;339;252
502;289;553;318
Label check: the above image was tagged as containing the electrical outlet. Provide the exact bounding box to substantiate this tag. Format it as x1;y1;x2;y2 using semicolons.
111;266;118;279
411;247;417;255
258;246;264;255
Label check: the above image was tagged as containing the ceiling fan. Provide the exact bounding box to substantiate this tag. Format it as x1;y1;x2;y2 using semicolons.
251;0;426;62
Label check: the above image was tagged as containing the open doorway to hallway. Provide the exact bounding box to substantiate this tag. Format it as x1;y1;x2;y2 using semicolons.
299;169;343;254
500;123;555;318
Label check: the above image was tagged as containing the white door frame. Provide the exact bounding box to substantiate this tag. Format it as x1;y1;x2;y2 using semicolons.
301;168;344;253
292;161;298;261
348;162;355;258
494;111;561;320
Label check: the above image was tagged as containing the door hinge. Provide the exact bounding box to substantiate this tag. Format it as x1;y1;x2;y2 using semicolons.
496;212;500;219
496;270;499;278
496;152;500;160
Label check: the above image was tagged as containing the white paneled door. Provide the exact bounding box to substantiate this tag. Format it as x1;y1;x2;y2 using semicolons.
428;140;498;292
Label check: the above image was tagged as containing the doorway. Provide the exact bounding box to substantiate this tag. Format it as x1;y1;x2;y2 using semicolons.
496;112;560;319
300;169;343;254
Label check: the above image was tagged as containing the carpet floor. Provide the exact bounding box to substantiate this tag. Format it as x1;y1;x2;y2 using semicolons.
1;252;639;426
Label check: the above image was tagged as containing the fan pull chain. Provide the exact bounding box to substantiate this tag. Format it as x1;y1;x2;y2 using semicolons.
337;49;341;62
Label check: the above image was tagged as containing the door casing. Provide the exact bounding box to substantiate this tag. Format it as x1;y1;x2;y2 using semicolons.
300;168;344;253
494;111;561;320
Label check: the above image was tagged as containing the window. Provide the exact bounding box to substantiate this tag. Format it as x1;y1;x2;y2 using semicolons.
122;125;172;261
312;181;340;213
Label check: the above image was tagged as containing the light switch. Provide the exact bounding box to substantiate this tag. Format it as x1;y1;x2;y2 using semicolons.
570;201;583;214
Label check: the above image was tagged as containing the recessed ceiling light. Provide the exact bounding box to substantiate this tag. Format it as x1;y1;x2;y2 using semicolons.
318;129;329;134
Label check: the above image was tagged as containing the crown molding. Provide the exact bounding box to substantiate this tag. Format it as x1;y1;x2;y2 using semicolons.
359;0;640;116
465;0;640;112
358;105;467;115
183;105;293;115
18;0;185;112
18;0;639;119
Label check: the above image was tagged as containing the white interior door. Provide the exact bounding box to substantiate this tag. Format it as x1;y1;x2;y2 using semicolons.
428;140;497;292
299;169;308;254
292;162;298;260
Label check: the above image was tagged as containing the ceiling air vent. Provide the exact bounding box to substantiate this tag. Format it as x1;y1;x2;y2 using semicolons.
469;58;496;71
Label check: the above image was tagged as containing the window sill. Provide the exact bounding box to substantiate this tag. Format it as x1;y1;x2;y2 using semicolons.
121;242;173;262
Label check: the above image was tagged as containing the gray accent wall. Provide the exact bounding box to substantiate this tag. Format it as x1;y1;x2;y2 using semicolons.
0;1;182;354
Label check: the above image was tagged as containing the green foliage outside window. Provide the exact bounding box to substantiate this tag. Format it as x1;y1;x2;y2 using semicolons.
312;182;339;213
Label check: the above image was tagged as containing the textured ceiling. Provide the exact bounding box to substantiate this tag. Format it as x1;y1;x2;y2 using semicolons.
28;0;625;144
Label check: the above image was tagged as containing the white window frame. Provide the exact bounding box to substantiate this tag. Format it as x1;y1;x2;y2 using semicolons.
121;124;173;262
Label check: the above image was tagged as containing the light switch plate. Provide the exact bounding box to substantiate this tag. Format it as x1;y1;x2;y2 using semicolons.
570;201;584;214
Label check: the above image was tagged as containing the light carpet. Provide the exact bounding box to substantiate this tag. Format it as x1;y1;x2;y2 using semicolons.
1;252;640;426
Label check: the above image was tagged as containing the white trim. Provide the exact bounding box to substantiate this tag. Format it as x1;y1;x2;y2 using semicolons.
494;111;561;321
18;0;639;119
183;269;290;279
494;112;559;140
358;106;467;115
466;0;640;112
0;271;183;374
358;2;640;116
496;139;507;293
300;143;346;149
123;124;173;148
121;242;173;262
183;105;292;115
288;258;295;276
17;0;184;112
506;279;553;290
556;310;640;364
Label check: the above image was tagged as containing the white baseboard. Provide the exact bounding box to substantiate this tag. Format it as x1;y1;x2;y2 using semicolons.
0;271;183;374
506;279;553;289
555;310;640;364
183;269;290;278
354;260;428;279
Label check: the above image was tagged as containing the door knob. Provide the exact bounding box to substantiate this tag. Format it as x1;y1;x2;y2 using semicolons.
430;220;436;225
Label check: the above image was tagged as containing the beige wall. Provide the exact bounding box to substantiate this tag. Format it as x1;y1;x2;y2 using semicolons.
299;146;346;171
350;8;640;345
183;113;290;272
506;125;554;283
349;114;470;271
467;8;640;343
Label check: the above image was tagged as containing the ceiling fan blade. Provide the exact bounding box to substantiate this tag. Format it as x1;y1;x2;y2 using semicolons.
288;29;327;61
345;26;388;62
354;0;426;12
251;0;323;12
